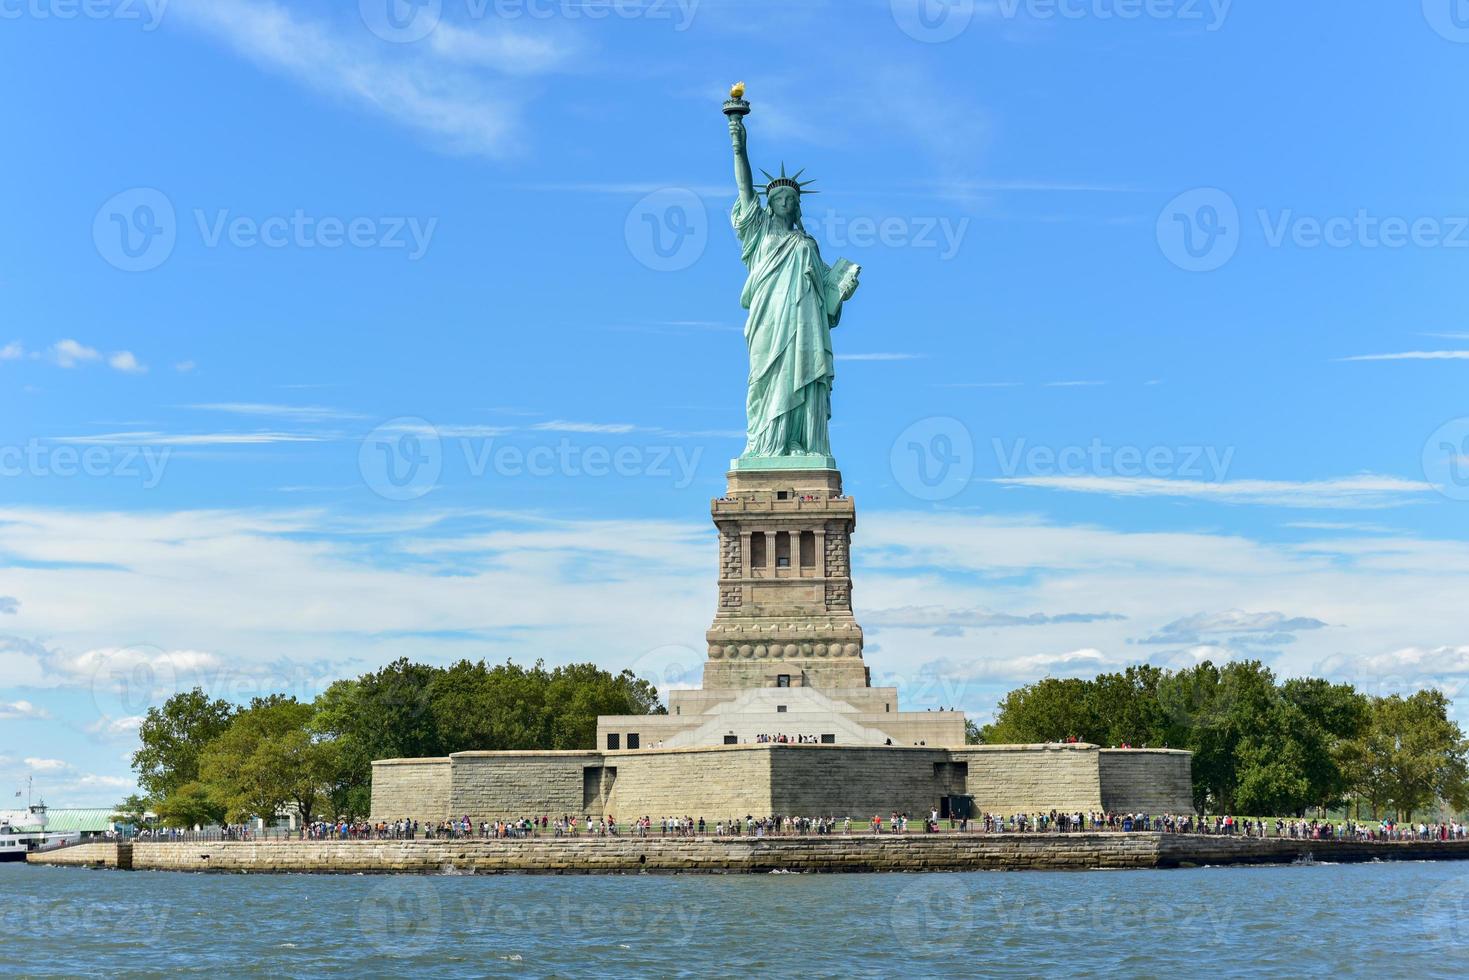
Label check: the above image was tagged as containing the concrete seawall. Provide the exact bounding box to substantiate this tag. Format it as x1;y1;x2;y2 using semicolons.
28;834;1469;874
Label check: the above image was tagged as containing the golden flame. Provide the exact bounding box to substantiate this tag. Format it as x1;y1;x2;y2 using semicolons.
729;81;745;100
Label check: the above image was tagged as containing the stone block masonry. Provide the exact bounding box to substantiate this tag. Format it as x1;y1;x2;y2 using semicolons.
29;834;1469;875
371;743;1196;825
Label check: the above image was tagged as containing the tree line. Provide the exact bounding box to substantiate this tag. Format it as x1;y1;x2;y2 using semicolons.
116;658;662;828
969;660;1469;821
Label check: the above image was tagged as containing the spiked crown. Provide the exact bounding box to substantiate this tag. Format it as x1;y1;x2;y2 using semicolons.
760;162;818;198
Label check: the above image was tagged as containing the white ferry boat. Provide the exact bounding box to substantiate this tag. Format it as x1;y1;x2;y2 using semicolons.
1;783;82;861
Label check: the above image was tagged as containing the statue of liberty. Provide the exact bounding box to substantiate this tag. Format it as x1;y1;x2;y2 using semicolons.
726;85;861;467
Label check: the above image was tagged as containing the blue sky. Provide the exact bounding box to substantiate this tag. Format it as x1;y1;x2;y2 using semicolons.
3;0;1468;804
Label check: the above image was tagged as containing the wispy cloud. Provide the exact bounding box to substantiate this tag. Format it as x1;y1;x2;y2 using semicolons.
0;596;17;615
866;605;1125;636
532;420;638;434
1;341;23;361
51;431;323;446
1140;609;1330;647
186;402;366;423
1338;350;1469;362
0;700;49;720
1044;380;1107;387
993;474;1432;509
170;0;575;158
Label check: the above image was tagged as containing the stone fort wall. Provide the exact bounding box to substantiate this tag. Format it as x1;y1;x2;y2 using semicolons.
1099;748;1195;813
371;743;1194;822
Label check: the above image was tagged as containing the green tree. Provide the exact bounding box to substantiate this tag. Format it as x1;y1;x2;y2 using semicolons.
110;793;153;830
130;689;236;801
980;677;1097;744
155;781;226;828
1347;691;1469;822
199;696;335;826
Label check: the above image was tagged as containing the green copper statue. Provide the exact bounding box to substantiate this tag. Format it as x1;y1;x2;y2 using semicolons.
725;84;861;469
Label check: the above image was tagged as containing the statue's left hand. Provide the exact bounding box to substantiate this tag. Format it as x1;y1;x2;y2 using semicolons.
840;264;861;300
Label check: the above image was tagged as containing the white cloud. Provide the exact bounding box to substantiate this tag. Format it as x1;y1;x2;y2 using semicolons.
1139;609;1330;647
174;361;196;373
170;0;574;158
0;700;49;720
0;596;16;615
187;402;365;422
532;421;639;434
23;757;67;772
3;504;1469;727
49;339;100;368
86;715;146;739
108;351;148;374
52;431;322;446
1339;350;1469;361
0;341;22;361
992;474;1432;509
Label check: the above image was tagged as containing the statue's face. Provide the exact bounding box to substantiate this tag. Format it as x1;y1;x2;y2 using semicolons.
769;188;800;223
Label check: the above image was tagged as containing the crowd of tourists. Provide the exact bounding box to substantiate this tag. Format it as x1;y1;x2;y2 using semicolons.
285;811;1467;843
753;734;826;744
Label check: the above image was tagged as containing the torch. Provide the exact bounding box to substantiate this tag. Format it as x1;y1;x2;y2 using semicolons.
722;81;749;118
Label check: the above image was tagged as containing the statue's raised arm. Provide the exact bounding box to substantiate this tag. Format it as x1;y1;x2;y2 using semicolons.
727;85;756;207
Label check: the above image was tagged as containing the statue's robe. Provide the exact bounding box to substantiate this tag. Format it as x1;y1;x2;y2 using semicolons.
731;196;850;458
